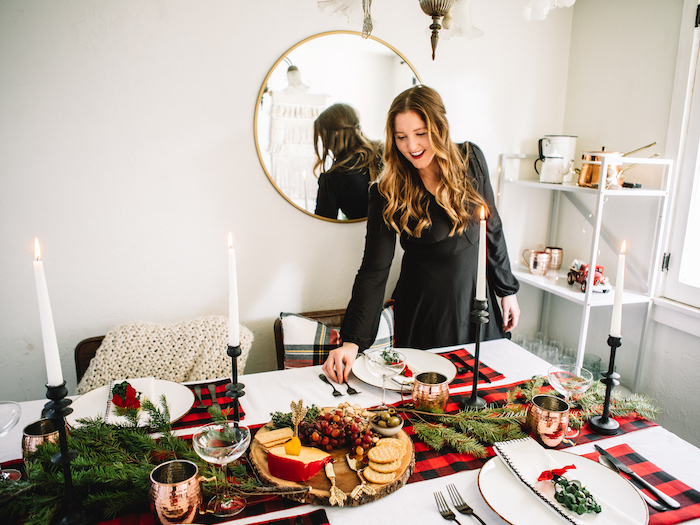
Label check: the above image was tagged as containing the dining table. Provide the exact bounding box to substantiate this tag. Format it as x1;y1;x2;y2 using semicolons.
3;338;700;525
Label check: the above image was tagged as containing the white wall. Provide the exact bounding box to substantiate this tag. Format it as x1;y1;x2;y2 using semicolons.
0;0;574;402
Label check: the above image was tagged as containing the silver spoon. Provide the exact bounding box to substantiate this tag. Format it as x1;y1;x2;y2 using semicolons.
598;455;669;512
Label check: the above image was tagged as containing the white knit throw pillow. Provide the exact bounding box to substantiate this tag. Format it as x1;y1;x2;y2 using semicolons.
75;316;252;395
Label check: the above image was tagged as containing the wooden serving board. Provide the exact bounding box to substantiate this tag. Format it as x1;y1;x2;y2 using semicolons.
250;425;415;507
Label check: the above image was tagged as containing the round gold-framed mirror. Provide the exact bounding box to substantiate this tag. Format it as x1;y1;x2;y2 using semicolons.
254;31;421;222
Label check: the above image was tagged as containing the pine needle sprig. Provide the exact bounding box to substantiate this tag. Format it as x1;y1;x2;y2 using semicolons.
412;422;487;455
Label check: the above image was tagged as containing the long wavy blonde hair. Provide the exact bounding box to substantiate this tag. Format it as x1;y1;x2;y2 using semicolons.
378;85;486;237
313;103;381;181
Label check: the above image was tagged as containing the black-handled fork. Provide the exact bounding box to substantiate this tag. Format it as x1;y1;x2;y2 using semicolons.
434;491;462;524
344;381;360;395
319;374;343;397
446;483;487;525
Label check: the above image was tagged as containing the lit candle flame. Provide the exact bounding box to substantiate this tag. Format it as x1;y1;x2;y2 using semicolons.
228;232;233;249
621;240;627;254
480;206;485;220
34;237;41;260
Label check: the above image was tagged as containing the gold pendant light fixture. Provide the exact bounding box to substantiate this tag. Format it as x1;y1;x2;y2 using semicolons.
419;0;455;60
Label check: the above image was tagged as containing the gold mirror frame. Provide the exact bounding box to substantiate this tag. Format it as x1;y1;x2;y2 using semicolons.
254;31;422;223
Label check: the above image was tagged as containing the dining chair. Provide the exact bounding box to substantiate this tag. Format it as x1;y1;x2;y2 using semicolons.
273;309;346;370
74;316;252;394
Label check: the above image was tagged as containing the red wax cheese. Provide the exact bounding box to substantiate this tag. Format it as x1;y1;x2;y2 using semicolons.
267;445;331;482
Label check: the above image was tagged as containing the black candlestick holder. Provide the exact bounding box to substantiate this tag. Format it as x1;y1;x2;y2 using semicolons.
44;382;91;525
461;299;489;410
225;345;245;427
589;335;621;435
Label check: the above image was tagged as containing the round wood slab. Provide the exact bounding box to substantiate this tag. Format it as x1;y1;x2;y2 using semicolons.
250;425;415;506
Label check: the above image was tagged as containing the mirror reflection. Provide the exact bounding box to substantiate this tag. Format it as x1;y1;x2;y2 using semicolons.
255;31;421;222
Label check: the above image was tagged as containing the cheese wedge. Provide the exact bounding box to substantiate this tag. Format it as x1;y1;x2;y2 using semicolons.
267;445;331;482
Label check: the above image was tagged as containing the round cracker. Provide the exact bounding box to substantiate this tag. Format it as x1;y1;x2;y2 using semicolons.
369;458;401;473
367;443;401;464
363;466;397;484
375;438;405;455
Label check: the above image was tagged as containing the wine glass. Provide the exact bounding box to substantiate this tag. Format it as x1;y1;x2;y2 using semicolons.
547;364;594;439
192;422;251;517
365;347;406;409
0;401;22;481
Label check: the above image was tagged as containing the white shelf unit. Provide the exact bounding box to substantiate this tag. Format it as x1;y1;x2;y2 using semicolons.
497;153;674;390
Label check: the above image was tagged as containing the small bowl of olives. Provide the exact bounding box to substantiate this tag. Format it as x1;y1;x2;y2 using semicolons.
370;408;404;436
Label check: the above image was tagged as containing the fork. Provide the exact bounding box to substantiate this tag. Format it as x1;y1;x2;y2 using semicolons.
193;385;206;407
344;381;360;395
435;491;462;524
207;383;220;407
446;484;487;525
319;374;343;397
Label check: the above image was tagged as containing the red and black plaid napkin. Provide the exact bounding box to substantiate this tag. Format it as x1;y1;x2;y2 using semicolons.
583;443;700;525
171;378;245;432
439;348;505;387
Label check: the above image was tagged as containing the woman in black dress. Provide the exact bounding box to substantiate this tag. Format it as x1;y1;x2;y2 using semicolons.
313;104;382;220
323;86;520;383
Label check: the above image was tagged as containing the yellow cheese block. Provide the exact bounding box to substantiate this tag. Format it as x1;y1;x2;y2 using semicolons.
267;445;331;482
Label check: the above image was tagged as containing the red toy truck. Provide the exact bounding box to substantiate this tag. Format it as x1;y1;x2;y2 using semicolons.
567;260;611;293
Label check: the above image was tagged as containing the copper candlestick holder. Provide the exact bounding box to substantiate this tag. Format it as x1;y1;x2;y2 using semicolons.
461;299;488;410
589;335;621;435
225;345;245;426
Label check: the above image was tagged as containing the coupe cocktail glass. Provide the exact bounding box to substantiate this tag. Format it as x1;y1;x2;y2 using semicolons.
365;348;406;409
0;401;21;481
192;422;251;517
547;364;594;439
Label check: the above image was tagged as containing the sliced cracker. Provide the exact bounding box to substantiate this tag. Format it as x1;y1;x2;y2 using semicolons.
254;427;293;445
364;467;396;484
367;443;401;464
369;458;401;473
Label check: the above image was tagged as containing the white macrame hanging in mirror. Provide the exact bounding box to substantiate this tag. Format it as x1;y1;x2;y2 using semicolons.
317;0;577;59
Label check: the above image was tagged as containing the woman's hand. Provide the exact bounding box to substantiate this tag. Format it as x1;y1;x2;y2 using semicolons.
501;294;520;332
322;342;360;383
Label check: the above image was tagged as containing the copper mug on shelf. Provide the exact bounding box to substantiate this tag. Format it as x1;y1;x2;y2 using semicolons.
149;460;203;525
412;372;450;412
526;394;570;448
544;247;563;271
522;245;551;276
22;418;63;467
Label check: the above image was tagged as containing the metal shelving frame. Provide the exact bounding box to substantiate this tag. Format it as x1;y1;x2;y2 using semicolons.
496;153;674;391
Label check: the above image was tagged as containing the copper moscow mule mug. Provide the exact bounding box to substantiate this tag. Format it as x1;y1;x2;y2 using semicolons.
22;419;62;467
149;460;203;525
522;245;551;276
412;372;450;412
526;394;570;448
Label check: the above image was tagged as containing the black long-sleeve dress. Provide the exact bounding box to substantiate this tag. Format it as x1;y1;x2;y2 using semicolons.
340;142;519;352
315;162;371;220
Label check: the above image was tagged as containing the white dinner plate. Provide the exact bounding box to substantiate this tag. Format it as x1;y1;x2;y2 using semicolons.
351;348;457;391
478;450;648;525
66;378;195;427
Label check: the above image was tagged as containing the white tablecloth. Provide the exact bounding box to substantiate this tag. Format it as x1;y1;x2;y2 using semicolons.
3;339;699;524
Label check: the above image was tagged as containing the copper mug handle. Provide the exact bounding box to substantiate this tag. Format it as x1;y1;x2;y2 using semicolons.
521;245;546;268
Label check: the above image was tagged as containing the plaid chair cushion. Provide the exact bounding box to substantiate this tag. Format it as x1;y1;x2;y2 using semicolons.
280;306;394;369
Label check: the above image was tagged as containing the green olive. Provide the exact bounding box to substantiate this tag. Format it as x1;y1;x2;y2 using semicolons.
377;420;387;428
380;412;391;421
387;416;401;427
387;408;396;415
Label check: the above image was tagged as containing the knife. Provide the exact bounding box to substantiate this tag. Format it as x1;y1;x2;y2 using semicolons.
598;455;669;512
450;353;491;383
594;445;681;509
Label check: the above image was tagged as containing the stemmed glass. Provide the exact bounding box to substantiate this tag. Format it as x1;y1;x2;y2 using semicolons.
547;364;594;439
365;348;406;409
192;422;251;517
0;401;22;481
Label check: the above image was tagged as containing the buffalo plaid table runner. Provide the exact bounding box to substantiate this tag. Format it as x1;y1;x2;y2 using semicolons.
583;444;700;525
439;348;505;387
397;379;657;483
244;509;330;525
171;378;245;432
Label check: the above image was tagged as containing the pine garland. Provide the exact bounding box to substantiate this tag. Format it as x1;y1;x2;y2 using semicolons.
0;398;261;525
402;376;659;453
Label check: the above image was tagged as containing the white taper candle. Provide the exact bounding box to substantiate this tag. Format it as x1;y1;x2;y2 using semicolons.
476;206;487;301
610;241;627;337
228;232;240;347
32;238;64;386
